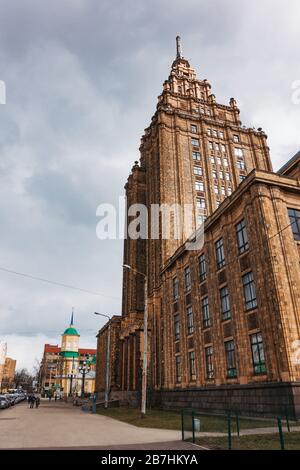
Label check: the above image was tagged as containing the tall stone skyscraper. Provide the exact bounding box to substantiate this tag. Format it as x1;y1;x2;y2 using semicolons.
121;36;273;392
97;38;300;417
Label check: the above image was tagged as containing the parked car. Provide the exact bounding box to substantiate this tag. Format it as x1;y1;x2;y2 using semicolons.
0;395;10;409
5;394;17;405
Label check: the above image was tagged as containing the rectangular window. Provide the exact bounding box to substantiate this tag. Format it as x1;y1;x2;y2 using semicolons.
233;135;239;143
215;238;225;269
172;277;179;300
212;170;217;179
213;130;218;138
223;158;228;167
234;148;244;157
227;188;232;195
192;151;201;161
237;160;246;170
175;356;182;383
240;175;246;182
220;286;231;320
187;306;194;334
242;272;257;311
195;182;204;192
209;141;213;150
202;296;210;328
219;131;224;139
225;172;230;181
207;128;211;136
288;208;300;241
174;314;180;341
217;157;222;165
191;138;200;147
211;156;215;164
194;166;203;176
205;346;214;379
199;254;206;282
250;333;266;374
188;351;196;381
215;143;220;151
221;144;226;152
184;266;191;291
236;219;249;254
197;198;206;209
214;186;219;194
225;340;237;377
191;124;198;133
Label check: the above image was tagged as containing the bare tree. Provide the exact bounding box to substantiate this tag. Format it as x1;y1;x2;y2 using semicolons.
14;369;34;391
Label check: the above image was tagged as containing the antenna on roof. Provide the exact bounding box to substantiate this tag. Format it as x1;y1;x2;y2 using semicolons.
176;36;183;59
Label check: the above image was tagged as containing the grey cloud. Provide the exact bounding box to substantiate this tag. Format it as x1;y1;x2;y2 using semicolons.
0;0;299;370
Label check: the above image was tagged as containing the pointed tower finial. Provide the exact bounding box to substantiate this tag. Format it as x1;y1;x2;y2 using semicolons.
70;307;74;326
176;36;182;59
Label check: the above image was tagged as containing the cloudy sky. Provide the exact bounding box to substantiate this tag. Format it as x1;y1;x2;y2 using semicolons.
0;0;299;371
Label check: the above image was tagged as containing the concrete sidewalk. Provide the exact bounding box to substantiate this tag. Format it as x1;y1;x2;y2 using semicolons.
0;400;186;450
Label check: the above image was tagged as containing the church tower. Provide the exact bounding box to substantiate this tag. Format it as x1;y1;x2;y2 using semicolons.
60;311;80;396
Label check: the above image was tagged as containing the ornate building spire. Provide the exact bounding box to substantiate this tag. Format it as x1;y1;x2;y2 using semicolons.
176;35;182;59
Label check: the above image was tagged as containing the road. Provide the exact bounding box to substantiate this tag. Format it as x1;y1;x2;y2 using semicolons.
0;400;199;450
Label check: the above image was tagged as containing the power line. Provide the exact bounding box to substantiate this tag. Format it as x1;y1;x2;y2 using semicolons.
0;266;120;301
0;220;295;300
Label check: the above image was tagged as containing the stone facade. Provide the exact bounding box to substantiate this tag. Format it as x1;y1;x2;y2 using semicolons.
95;39;300;417
2;358;16;384
95;315;122;397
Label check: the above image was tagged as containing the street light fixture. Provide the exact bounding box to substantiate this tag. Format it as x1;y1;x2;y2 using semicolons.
79;359;91;397
123;264;148;418
68;357;76;398
94;312;111;409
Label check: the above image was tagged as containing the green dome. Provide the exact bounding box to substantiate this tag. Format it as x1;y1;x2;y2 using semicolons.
63;326;79;336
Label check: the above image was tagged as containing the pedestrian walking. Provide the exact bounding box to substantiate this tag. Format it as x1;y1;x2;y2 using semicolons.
35;396;40;408
29;394;35;409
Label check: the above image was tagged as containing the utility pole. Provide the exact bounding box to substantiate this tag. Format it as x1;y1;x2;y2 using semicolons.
123;264;148;418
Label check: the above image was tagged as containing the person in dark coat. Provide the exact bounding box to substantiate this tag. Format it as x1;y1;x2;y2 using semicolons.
35;396;40;408
29;394;35;409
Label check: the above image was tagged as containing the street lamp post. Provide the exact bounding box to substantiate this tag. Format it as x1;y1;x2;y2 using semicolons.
79;360;91;397
123;264;148;418
68;372;74;397
68;357;75;397
94;312;111;409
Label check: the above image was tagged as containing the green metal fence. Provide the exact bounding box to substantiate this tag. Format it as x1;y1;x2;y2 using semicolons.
181;409;297;450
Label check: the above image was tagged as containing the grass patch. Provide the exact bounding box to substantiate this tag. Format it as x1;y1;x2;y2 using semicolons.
96;407;289;433
197;432;300;450
97;407;182;430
